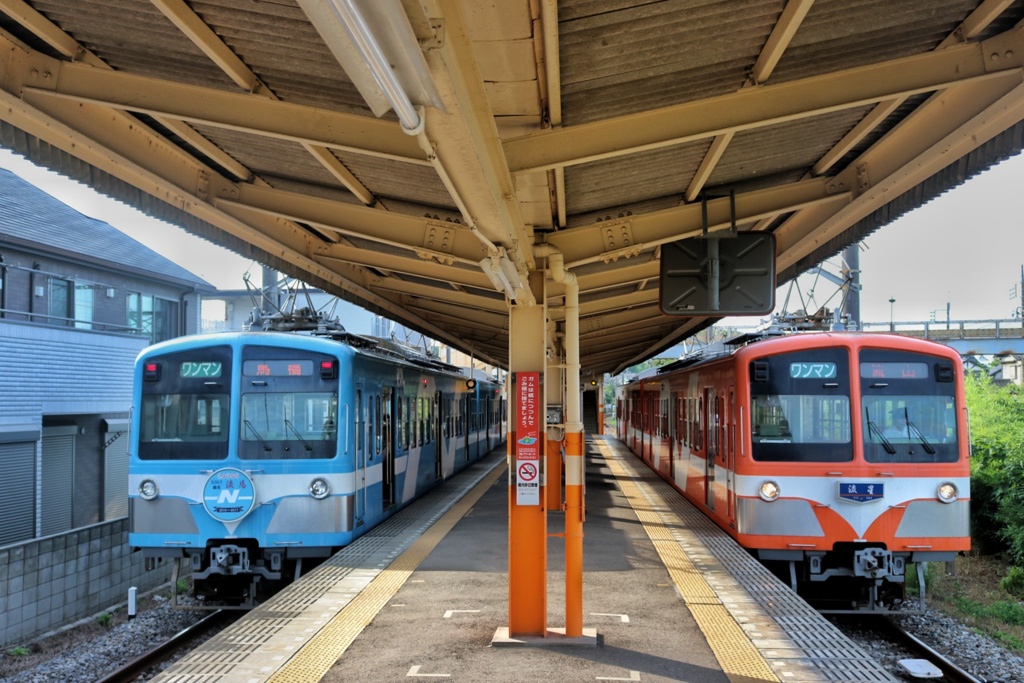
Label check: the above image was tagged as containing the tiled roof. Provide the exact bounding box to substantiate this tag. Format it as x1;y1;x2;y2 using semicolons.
0;167;213;290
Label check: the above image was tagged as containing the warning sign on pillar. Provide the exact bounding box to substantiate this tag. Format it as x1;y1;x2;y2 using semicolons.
515;371;541;506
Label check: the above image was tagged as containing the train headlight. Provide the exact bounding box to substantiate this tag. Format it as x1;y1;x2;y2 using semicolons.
937;482;959;503
139;479;159;501
309;477;331;500
758;480;781;502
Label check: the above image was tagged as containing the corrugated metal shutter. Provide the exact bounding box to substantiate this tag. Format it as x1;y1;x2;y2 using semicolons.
0;442;35;546
41;434;74;537
104;428;129;519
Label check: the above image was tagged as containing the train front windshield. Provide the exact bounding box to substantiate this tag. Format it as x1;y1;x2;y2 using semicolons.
749;346;959;464
860;350;959;463
138;346;232;460
750;349;852;462
137;344;339;461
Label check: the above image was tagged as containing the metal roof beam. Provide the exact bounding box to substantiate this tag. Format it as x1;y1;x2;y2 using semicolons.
20;60;427;164
361;276;510;312
544;178;844;266
149;0;376;205
777;72;1024;275
217;184;488;265
314;246;493;290
504;26;1024;172
612;319;709;376
579;306;669;338
417;0;533;268
404;298;510;330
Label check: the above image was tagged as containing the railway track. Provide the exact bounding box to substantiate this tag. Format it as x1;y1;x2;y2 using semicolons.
94;610;231;683
880;617;984;683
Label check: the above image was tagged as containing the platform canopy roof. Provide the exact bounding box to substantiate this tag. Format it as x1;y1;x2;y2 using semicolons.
2;0;1024;375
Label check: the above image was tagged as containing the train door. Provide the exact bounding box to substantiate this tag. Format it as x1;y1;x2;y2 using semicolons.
434;390;444;479
462;394;470;463
645;392;653;462
727;387;736;521
703;387;716;511
668;394;675;479
382;388;395;508
355;388;366;525
484;393;493;453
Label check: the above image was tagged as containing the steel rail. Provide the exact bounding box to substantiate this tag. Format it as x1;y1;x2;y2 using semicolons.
94;609;229;683
883;617;984;683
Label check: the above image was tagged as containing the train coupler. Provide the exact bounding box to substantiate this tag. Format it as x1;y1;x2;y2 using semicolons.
853;547;898;579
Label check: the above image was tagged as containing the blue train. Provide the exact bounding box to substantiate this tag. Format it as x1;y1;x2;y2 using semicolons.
128;310;505;606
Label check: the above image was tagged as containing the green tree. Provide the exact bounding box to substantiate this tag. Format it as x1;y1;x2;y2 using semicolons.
965;373;1024;561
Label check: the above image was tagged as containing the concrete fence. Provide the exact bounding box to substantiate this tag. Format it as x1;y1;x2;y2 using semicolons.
0;518;173;648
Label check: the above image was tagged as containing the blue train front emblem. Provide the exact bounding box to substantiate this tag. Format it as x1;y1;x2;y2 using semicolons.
203;468;256;522
838;482;884;504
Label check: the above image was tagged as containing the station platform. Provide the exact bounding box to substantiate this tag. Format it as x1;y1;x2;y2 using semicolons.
153;436;899;683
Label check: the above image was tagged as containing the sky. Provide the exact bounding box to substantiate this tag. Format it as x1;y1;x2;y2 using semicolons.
1;147;1022;325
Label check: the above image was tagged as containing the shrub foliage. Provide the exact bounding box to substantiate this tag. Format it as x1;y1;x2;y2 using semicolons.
965;373;1024;564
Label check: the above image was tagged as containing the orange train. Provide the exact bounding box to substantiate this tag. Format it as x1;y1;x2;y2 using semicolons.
615;330;970;612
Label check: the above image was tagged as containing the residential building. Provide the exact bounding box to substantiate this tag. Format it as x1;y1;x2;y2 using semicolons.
0;166;214;647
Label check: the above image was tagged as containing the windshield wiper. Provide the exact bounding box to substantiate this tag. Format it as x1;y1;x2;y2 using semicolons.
244;419;272;452
865;407;896;454
904;406;936;455
284;418;313;452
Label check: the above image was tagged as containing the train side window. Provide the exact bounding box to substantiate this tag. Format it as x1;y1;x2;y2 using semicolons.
397;396;406;450
355;389;362;455
416;397;424;446
427;397;433;444
366;394;375;458
696;397;704;451
375;394;382;455
407;397;414;448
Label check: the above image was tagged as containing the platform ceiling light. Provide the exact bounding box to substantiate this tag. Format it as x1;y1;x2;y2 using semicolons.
298;0;444;135
479;249;524;300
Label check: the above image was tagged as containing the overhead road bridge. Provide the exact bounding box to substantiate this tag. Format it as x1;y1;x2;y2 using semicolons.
862;318;1024;355
3;0;1024;643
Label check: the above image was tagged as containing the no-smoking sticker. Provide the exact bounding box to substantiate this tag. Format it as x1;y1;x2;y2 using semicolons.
515;458;540;506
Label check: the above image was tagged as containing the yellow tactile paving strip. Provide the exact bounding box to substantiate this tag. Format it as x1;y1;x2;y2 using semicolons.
598;439;780;683
266;462;506;683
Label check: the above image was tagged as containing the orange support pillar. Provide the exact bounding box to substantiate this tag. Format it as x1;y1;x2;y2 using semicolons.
564;430;585;636
507;296;547;638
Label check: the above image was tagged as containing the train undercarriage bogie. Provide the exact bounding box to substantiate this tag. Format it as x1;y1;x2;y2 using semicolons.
170;540;333;609
763;543;925;614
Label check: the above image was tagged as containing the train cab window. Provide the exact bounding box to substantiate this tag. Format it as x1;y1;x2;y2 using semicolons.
749;349;852;462
860;349;959;463
138;346;231;460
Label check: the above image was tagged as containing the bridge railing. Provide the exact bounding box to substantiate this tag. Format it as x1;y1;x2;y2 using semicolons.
860;318;1024;340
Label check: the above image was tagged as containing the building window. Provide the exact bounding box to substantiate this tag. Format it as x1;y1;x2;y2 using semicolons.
74;283;94;330
128;292;179;343
49;277;71;325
